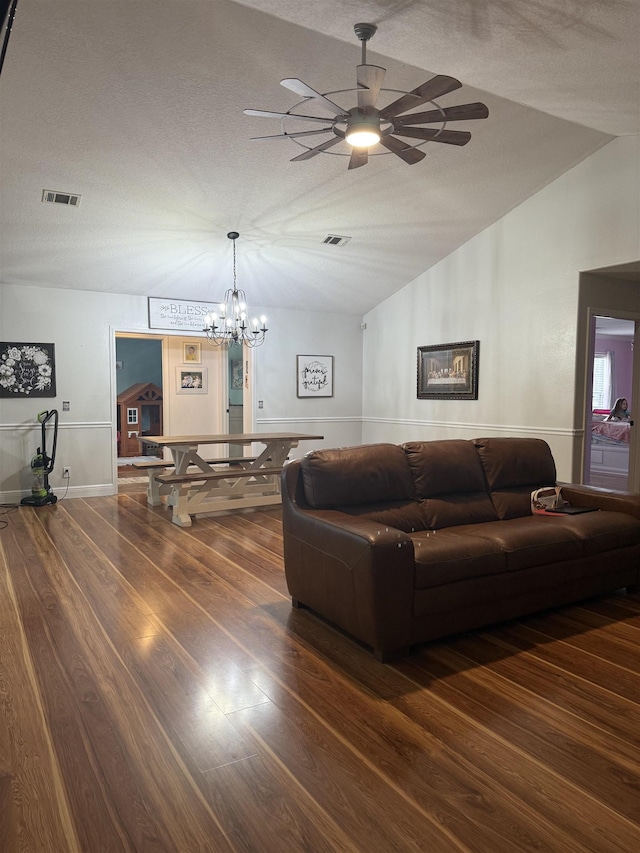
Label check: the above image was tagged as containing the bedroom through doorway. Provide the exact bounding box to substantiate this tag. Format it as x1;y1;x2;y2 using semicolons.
585;315;636;490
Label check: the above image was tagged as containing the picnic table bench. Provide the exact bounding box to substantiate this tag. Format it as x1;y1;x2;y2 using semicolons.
133;456;259;507
138;432;323;526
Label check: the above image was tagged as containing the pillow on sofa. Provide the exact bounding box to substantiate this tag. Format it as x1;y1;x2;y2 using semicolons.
403;440;498;528
301;443;417;509
474;437;557;519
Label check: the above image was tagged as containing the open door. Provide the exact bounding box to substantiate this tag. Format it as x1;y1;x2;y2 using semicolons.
584;315;637;490
226;342;243;457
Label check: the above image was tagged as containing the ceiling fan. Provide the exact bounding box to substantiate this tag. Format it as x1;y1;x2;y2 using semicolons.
244;23;489;170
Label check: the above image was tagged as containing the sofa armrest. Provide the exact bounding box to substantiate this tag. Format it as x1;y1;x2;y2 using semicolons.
285;504;412;562
281;462;415;660
559;483;640;520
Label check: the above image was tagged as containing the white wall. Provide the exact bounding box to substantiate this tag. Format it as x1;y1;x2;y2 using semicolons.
0;288;363;500
1;287;124;500
362;136;640;481
253;306;364;457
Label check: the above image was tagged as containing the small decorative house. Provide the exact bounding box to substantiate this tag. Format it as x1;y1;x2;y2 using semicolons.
117;382;163;457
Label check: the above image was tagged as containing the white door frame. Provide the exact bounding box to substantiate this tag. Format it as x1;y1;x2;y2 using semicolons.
583;308;640;491
110;329;249;486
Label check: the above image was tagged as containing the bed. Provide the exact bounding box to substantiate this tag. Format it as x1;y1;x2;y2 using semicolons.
590;415;630;488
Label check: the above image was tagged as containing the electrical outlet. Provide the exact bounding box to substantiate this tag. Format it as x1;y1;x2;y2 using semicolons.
62;467;71;479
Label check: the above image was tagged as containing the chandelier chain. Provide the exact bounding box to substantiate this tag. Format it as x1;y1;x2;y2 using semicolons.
203;232;268;347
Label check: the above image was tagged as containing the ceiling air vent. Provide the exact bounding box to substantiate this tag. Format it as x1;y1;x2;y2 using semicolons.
42;189;81;207
322;234;351;247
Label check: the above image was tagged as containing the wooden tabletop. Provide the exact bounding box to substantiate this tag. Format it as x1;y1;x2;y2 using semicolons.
139;432;324;447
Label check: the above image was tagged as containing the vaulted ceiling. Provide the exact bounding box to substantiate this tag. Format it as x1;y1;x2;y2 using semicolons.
0;0;638;315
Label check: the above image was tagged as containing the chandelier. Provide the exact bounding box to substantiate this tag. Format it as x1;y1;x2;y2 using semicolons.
203;232;268;347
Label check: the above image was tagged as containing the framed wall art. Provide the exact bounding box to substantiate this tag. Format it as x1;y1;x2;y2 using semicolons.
417;340;479;400
182;341;202;363
0;342;56;398
297;354;334;398
148;297;213;332
176;367;208;394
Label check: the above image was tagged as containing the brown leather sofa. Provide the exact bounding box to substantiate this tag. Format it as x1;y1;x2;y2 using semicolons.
281;437;640;660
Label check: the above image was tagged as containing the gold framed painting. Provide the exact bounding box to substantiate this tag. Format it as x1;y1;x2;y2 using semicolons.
182;341;202;364
417;340;479;400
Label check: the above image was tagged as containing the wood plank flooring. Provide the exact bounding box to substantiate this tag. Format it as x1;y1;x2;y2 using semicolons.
1;493;639;852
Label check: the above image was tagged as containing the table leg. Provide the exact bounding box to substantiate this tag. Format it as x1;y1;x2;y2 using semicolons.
169;483;192;527
146;470;164;506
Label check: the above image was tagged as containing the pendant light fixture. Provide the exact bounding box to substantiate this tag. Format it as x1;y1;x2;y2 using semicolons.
203;232;267;347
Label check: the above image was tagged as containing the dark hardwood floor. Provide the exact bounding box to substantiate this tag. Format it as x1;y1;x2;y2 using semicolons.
1;491;639;851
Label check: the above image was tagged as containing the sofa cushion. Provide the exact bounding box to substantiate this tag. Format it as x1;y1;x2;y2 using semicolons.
402;440;498;527
412;530;506;588
412;554;627;618
342;500;427;533
453;517;583;571
473;437;557;519
549;510;640;556
301;443;417;509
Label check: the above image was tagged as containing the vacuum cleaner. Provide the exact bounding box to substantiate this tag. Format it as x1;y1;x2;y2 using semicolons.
21;409;59;506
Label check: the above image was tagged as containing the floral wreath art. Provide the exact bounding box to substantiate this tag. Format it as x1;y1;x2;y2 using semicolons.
0;342;57;397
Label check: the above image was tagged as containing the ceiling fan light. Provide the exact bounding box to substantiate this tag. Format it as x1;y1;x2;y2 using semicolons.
345;124;381;147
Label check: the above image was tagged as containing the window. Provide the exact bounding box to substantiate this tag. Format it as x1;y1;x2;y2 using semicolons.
592;351;613;410
127;407;138;425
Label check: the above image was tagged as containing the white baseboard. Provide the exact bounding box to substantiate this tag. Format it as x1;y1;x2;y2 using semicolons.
1;484;116;504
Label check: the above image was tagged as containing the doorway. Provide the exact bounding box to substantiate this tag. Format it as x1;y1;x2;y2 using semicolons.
584;315;636;489
115;336;163;461
113;331;252;467
227;342;244;457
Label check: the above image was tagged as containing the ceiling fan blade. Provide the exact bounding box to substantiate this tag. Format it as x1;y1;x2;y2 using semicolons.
244;108;335;125
348;147;369;170
394;127;471;146
280;78;347;117
380;75;462;120
251;128;334;140
395;102;489;126
378;135;426;165
290;136;342;161
356;64;386;109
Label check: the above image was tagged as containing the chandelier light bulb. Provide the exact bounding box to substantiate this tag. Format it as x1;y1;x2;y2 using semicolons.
203;232;268;347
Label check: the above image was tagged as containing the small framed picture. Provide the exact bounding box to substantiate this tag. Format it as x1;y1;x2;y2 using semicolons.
176;367;208;394
297;354;334;397
182;341;202;364
417;340;479;400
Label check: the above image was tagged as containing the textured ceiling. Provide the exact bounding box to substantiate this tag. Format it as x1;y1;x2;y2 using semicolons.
0;0;638;316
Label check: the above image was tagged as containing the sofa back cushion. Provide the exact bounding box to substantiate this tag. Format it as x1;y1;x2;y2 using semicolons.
473;437;557;519
341;500;429;533
301;443;417;509
402;440;498;528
